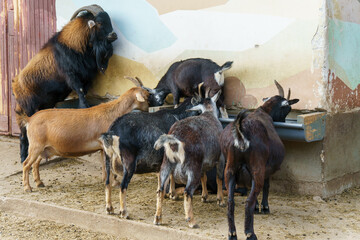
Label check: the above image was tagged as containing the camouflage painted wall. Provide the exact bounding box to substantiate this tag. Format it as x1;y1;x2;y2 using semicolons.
57;0;328;110
326;0;360;111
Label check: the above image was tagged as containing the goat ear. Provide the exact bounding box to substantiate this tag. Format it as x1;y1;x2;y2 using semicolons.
88;20;96;29
262;97;270;102
288;99;299;105
135;92;146;102
187;104;205;113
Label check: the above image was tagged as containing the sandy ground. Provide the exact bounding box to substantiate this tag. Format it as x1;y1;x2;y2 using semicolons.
0;136;359;240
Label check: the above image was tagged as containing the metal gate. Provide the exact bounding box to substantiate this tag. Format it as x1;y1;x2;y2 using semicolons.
0;0;56;135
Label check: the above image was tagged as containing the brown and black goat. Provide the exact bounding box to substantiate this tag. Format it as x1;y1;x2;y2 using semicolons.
146;58;232;117
98;92;202;218
153;89;225;228
21;78;149;193
220;81;299;240
12;4;117;163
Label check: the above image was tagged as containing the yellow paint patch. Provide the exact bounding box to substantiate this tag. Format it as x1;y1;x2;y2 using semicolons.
88;55;158;97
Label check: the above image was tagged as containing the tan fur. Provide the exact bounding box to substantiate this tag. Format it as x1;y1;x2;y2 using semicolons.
119;189;128;218
200;175;208;202
216;175;225;207
12;46;56;100
57;17;90;53
22;87;149;192
184;193;197;228
154;189;165;225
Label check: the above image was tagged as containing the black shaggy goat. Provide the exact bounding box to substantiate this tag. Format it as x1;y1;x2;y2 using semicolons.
99;96;202;218
220;81;299;240
145;58;232;117
12;4;117;163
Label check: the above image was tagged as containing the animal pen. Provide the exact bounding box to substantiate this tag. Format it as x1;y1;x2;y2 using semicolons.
0;0;359;239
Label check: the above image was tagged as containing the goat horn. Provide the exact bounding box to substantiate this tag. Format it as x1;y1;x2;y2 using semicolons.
70;4;105;20
198;82;204;97
124;76;142;87
205;88;210;98
287;88;291;100
274;80;284;97
135;77;144;87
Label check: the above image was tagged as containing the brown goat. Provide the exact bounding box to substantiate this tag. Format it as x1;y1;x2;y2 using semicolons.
22;86;149;192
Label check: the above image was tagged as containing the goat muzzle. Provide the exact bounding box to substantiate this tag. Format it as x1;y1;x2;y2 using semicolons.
107;32;118;42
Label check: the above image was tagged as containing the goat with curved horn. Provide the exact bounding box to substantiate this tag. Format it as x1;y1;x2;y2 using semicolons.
70;4;105;20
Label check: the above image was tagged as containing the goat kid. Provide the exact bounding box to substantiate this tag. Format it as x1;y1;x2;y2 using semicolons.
220;80;299;240
153;90;225;228
99;96;202;218
22;80;149;193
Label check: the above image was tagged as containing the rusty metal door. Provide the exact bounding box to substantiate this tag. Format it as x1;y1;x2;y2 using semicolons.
0;0;56;136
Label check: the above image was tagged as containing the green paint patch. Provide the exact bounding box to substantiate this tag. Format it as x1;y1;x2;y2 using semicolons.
329;19;360;90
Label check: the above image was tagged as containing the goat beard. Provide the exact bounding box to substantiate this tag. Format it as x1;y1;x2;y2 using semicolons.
91;37;114;74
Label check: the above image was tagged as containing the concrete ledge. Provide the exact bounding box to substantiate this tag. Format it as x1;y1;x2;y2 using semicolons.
0;197;215;240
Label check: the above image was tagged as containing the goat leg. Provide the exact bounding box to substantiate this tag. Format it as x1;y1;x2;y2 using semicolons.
32;156;44;187
226;171;237;240
200;174;208;203
260;178;270;214
169;174;178;200
154;166;171;225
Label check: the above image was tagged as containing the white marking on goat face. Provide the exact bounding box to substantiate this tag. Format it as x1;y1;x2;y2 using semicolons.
189;104;206;113
281;100;289;106
214;71;225;86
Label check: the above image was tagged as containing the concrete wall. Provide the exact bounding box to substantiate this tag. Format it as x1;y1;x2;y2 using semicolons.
56;0;324;109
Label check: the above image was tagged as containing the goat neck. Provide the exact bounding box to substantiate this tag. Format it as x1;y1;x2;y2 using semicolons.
96;88;145;121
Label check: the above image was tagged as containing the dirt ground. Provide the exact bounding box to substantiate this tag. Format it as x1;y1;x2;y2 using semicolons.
0;136;359;240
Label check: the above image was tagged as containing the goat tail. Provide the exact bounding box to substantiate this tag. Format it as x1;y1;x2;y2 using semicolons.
219;61;233;72
232;109;250;152
99;132;121;160
154;134;185;164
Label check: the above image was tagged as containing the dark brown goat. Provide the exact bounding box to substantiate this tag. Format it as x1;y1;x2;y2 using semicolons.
146;58;232;117
153;89;225;228
220;81;299;240
12;4;117;164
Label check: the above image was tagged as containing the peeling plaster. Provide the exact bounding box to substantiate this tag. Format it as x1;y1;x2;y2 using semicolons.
312;0;329;111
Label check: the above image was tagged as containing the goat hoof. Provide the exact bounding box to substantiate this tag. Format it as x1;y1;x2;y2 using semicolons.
36;182;45;188
228;231;237;240
154;215;162;225
217;199;226;207
119;210;129;219
24;186;32;193
106;206;114;214
201;196;207;203
188;223;199;228
254;205;261;214
169;193;178;201
261;206;270;214
246;232;257;240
